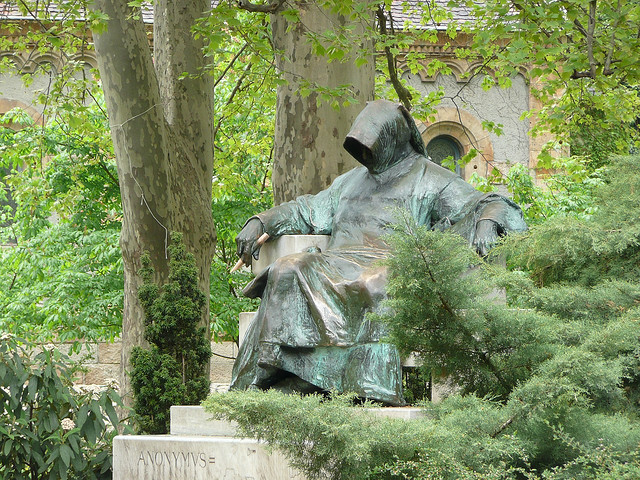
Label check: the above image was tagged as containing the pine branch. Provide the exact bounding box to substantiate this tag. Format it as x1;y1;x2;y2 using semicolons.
402;214;511;393
490;415;516;438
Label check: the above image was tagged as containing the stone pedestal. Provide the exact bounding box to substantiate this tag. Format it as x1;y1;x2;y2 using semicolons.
238;312;255;346
113;435;304;480
113;405;425;480
113;406;306;479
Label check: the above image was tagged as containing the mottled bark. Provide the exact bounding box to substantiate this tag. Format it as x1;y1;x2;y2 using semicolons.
154;0;216;334
270;1;375;204
91;0;215;404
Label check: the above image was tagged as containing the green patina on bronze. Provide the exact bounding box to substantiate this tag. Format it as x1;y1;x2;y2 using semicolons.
232;100;527;405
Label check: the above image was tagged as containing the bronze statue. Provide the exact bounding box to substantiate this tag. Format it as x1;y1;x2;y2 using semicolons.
231;99;527;405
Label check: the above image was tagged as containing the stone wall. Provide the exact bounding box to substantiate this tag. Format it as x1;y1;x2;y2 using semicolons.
37;340;238;391
408;71;531;178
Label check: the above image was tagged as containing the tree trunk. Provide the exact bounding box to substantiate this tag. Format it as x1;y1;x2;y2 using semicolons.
270;1;375;203
91;0;215;405
154;0;216;337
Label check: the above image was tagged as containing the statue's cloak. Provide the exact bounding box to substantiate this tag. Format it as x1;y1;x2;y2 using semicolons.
230;100;526;404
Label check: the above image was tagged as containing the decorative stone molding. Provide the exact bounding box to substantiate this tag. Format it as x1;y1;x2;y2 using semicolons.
419;107;494;180
1;48;97;73
397;54;477;83
0;22;101;74
0;98;44;125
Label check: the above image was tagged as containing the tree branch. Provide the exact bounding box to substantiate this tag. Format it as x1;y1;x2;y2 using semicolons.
376;6;412;110
572;18;589;38
236;0;286;14
214;43;248;88
97;159;120;188
604;0;621;75
8;271;17;291
587;0;597;78
403;214;510;393
490;415;516;438
213;61;252;140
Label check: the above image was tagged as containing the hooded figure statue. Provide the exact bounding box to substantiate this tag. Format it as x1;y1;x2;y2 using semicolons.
231;99;527;405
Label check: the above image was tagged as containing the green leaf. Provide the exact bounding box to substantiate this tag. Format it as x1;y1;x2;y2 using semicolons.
103;398;120;429
281;8;300;23
82;417;96;445
76;404;88;430
59;444;72;467
27;377;38;402
3;438;13;455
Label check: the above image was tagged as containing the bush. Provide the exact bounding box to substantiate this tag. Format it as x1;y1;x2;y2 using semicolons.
130;233;212;434
0;334;126;480
204;390;529;480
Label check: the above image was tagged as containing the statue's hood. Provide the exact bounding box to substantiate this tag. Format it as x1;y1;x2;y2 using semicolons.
343;100;427;174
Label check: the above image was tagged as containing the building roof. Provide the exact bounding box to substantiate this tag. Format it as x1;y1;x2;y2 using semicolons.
0;1;473;29
388;0;476;31
0;1;153;23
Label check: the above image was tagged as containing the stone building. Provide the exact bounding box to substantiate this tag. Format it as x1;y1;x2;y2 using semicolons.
387;0;557;184
0;1;555;186
0;3;99;124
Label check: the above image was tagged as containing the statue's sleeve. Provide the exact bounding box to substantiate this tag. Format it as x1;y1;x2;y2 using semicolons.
432;176;527;240
253;172;348;237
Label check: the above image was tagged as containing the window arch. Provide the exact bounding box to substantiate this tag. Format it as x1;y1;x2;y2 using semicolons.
419;108;494;180
427;135;463;176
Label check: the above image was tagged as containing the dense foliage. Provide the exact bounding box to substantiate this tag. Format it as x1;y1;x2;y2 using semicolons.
468;156;605;227
205;9;276;339
206;155;640;479
0;334;127;480
504;155;640;286
130;234;212;434
0;104;123;345
1;1;280;344
4;0;634;345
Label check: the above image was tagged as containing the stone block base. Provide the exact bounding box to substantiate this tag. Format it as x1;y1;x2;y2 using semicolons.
113;405;426;479
113;405;306;479
113;435;305;480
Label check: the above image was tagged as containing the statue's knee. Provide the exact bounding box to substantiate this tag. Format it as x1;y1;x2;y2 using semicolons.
362;266;387;297
272;252;315;274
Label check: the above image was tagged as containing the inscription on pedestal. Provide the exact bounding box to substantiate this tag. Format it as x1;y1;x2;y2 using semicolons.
114;435;305;480
136;450;213;469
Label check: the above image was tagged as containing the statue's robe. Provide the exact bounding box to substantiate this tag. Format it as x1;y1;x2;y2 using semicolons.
231;100;527;405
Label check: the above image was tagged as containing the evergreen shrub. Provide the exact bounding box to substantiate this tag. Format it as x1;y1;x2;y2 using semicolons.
130;233;212;434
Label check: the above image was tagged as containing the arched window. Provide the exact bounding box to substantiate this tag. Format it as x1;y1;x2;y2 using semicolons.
427;135;462;176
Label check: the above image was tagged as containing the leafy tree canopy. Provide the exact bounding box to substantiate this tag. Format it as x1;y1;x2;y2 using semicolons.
2;0;638;345
0;98;123;345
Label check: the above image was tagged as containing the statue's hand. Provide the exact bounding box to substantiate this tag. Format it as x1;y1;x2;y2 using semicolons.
236;218;265;266
474;219;499;257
